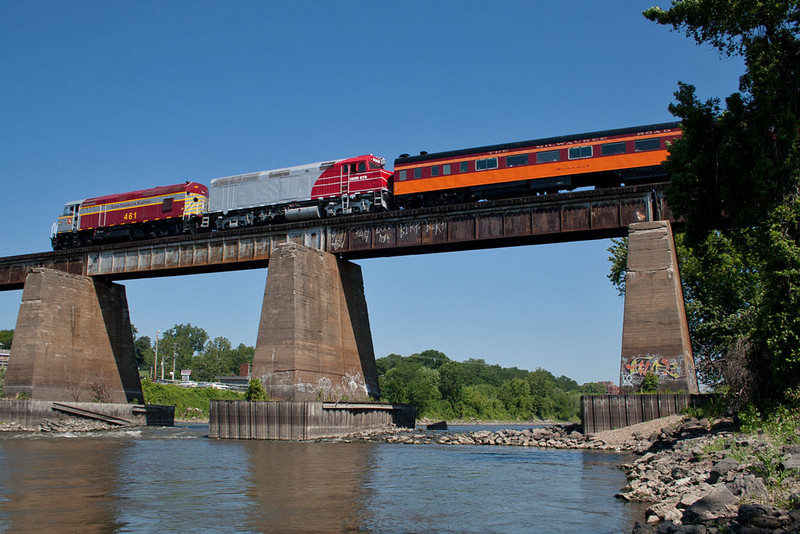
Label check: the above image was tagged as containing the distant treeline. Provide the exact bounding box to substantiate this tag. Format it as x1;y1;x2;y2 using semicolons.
377;350;607;422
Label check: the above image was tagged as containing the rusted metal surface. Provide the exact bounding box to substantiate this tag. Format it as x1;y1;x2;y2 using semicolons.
0;183;673;289
0;253;85;290
580;394;713;433
209;400;416;440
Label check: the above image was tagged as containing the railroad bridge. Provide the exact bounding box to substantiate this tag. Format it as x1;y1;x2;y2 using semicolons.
0;183;697;402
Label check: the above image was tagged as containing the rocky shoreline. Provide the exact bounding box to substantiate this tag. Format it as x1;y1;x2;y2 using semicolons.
337;416;800;533
0;419;118;433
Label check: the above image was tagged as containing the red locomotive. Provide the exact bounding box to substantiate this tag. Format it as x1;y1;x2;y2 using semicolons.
51;182;208;249
205;154;391;230
50;123;681;249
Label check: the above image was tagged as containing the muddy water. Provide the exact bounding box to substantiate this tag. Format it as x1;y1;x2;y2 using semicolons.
0;424;644;533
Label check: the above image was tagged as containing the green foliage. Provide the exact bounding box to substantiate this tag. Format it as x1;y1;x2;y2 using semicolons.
0;366;5;398
245;378;267;401
738;403;800;438
379;361;441;414
142;380;243;419
607;238;628;296
132;324;254;383
0;329;13;350
641;373;659;393
633;1;800;405
376;351;594;421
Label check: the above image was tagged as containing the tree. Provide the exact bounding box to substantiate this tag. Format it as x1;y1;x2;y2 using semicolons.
132;325;153;371
409;349;450;369
376;353;405;375
160;323;209;375
643;1;800;405
499;378;533;418
0;329;13;350
438;360;466;404
245;378;267;401
528;368;557;419
641;373;660;394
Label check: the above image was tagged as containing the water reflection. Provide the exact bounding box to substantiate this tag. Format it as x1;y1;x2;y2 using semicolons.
0;425;643;533
0;433;129;533
243;441;373;532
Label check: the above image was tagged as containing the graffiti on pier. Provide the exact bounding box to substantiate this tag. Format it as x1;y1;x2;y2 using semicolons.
621;354;683;388
291;370;373;401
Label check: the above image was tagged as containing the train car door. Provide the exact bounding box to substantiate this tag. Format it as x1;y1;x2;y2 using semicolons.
340;162;350;211
68;203;80;231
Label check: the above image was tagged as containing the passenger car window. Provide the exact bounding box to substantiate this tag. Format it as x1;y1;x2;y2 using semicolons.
568;146;592;159
476;158;498;171
635;138;661;151
536;150;560;163
506;154;529;167
601;142;626;156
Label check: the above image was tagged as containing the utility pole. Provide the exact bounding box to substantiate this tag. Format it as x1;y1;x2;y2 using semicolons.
154;329;160;381
172;343;177;381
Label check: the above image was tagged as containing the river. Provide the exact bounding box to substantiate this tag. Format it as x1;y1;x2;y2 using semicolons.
0;424;644;533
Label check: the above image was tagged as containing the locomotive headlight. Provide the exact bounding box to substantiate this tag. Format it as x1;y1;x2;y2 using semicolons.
193;197;198;202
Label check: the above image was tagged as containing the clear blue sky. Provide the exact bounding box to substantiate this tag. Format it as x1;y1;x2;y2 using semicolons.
0;1;743;384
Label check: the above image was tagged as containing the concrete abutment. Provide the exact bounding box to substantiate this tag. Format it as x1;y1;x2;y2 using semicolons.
252;243;380;401
4;268;143;403
620;221;698;393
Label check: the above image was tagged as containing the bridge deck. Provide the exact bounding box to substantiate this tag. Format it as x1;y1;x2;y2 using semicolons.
0;183;673;290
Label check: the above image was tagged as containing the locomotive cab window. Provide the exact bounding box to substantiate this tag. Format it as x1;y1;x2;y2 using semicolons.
568;146;592;160
601;142;627;156
357;162;366;173
476;157;498;171
635;138;661;151
536;150;560;164
162;198;174;213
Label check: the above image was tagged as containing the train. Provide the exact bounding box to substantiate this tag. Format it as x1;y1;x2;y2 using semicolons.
50;122;681;249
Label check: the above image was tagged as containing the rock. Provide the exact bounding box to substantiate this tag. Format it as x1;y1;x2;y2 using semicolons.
725;473;768;500
708;457;740;484
736;503;792;530
672;466;689;479
656;522;707;533
631;521;656;533
678;487;713;508
781;452;800;471
647;500;682;523
681;485;738;524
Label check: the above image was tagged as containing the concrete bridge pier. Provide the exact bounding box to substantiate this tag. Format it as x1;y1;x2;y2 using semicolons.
3;268;143;403
252;243;380;401
620;221;698;393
